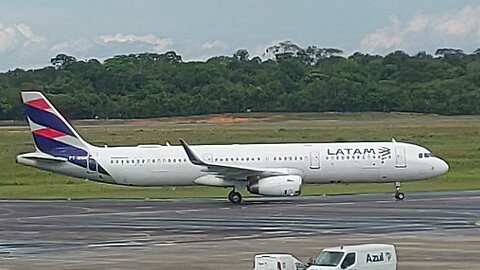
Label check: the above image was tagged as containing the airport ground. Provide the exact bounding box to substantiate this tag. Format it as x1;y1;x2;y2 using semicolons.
0;112;480;198
0;191;478;269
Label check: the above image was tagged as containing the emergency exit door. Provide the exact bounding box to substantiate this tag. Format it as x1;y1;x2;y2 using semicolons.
309;152;320;169
203;153;213;163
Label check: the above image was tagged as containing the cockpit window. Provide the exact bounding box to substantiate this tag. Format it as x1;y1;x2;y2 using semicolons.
419;152;435;158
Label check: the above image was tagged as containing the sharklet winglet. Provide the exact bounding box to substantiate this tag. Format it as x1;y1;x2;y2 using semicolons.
179;139;205;166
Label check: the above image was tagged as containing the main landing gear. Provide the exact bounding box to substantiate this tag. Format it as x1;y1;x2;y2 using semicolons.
228;189;242;204
394;182;405;200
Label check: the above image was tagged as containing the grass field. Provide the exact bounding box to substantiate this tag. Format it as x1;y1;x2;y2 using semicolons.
1;112;479;199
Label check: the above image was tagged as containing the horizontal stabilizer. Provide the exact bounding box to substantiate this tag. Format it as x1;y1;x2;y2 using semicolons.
16;152;67;163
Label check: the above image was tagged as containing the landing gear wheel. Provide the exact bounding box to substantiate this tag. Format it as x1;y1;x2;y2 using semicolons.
394;182;405;200
228;190;242;204
395;192;405;200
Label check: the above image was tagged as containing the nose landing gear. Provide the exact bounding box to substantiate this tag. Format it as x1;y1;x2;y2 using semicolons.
394;182;405;200
228;189;242;204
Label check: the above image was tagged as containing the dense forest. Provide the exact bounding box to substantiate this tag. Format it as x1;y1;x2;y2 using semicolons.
1;41;480;120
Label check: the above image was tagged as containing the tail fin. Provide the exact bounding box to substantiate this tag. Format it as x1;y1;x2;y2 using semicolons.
22;91;91;158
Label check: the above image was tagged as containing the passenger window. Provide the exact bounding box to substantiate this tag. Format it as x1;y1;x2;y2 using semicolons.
341;252;356;269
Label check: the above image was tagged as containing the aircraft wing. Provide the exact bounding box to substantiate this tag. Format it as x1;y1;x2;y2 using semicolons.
179;139;286;180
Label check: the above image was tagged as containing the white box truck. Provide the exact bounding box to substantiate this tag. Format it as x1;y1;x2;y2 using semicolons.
306;244;397;270
254;254;306;270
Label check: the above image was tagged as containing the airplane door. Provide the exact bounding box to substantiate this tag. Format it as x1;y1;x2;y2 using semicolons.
87;153;98;174
309;152;320;169
395;147;407;168
203;153;213;163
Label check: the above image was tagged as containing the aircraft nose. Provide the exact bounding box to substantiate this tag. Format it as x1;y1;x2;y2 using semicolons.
435;158;449;175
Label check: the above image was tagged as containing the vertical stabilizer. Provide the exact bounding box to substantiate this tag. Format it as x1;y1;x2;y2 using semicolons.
21;91;91;159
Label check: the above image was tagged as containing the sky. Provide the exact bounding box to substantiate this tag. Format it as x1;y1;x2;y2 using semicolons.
1;0;480;71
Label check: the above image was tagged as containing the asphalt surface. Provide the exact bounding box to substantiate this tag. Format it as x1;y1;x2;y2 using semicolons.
0;191;479;269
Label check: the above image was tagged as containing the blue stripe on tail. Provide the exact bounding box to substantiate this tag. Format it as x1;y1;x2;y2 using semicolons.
25;105;76;137
33;134;88;168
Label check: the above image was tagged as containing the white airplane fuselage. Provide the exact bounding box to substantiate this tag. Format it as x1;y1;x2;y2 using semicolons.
19;141;448;187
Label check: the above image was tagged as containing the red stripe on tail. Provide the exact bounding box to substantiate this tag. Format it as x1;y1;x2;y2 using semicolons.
33;128;67;139
26;98;51;110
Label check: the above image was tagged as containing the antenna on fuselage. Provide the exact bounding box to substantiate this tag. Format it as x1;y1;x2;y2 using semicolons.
165;141;171;146
392;138;397;143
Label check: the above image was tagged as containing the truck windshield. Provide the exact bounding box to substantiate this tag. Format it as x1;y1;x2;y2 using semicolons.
314;251;344;267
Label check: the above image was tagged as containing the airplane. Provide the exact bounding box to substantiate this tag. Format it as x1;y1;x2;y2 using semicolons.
16;91;449;204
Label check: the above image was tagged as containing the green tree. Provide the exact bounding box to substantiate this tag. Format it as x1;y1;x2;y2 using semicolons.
51;54;77;69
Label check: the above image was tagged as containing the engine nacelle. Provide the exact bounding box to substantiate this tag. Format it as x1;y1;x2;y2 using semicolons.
248;175;302;197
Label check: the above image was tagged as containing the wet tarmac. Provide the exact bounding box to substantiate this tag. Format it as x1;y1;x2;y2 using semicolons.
0;191;479;269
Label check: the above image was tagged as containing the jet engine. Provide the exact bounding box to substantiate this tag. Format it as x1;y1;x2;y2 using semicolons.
248;175;302;196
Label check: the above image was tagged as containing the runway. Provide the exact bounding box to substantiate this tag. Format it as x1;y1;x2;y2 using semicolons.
0;191;479;269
